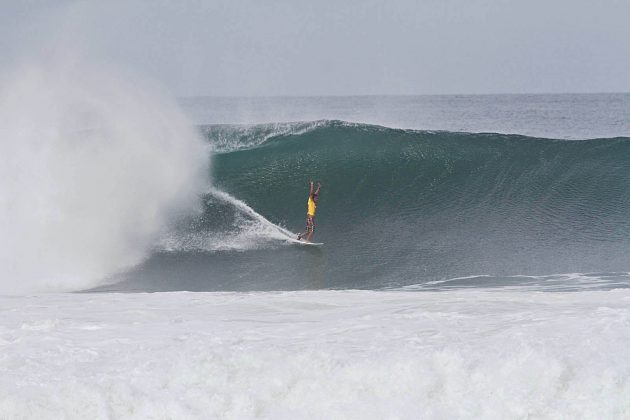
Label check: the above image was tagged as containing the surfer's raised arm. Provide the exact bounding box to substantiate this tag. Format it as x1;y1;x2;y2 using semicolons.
309;181;314;197
315;182;321;195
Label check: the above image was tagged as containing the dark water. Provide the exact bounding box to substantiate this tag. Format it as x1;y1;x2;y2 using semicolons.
95;120;630;292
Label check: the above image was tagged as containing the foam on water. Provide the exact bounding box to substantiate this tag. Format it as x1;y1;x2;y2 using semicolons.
402;272;630;292
1;289;629;419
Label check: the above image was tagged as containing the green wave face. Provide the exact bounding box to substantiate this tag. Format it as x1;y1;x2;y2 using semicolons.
102;121;630;292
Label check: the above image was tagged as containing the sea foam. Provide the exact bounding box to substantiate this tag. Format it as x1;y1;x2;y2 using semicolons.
1;289;628;419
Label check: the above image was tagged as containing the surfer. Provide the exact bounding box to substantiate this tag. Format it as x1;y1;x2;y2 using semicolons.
297;181;321;242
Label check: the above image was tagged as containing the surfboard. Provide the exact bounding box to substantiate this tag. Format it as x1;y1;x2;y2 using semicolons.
285;237;323;246
295;241;324;246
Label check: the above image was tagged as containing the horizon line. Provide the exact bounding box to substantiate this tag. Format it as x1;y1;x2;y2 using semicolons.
178;91;630;100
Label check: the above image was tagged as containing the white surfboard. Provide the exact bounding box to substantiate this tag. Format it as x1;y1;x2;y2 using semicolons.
285;237;324;246
295;241;324;246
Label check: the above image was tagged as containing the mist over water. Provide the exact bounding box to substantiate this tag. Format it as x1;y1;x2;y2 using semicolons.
0;59;208;294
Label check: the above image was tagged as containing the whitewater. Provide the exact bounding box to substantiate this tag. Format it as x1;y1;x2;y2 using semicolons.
3;290;630;419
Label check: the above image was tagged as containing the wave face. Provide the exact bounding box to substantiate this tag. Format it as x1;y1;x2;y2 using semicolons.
105;121;630;292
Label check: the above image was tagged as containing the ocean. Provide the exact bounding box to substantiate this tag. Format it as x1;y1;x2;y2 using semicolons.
95;94;630;293
2;93;630;418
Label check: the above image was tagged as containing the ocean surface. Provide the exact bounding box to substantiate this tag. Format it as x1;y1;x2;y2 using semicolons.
180;93;630;139
95;94;630;293
3;289;630;419
3;93;630;418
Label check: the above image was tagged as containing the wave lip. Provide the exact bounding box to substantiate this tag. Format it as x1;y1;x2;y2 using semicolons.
204;119;630;153
202;120;331;153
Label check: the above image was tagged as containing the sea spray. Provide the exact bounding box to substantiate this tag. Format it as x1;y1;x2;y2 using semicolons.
158;188;296;252
0;60;208;294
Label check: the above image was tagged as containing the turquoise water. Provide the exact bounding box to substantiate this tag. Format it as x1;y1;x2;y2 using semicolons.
97;108;630;292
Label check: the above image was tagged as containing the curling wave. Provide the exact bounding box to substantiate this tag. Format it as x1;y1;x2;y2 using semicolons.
104;120;630;292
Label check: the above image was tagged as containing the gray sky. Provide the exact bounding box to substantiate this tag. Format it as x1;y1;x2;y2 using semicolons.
2;0;629;96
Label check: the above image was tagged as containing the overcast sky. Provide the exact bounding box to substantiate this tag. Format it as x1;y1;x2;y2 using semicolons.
2;0;629;97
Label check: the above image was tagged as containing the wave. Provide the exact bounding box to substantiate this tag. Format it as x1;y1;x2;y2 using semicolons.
104;120;630;292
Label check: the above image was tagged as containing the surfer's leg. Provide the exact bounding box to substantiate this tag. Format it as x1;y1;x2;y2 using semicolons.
298;217;311;240
305;218;315;242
